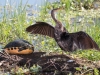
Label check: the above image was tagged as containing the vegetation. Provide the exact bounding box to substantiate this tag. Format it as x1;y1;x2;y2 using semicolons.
0;0;100;57
0;0;100;74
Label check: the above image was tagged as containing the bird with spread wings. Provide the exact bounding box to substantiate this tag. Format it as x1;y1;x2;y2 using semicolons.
26;8;99;51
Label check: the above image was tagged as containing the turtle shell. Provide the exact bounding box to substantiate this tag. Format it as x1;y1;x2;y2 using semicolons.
4;39;34;54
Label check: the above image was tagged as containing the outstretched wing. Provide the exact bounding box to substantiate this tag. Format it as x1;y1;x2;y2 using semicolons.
76;31;99;50
26;22;55;38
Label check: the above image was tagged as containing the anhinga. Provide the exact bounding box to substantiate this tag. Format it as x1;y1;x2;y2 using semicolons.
26;8;99;51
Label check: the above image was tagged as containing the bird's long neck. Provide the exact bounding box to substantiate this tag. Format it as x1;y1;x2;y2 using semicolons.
51;8;64;31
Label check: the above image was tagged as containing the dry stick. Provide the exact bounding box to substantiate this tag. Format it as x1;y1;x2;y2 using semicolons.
61;63;68;71
0;49;11;58
81;68;93;75
42;59;60;71
0;52;19;70
0;50;19;62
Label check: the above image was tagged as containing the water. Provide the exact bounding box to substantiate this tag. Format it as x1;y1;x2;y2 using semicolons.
0;0;60;6
0;0;60;10
0;0;60;20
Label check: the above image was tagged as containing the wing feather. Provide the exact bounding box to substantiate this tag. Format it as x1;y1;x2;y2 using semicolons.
26;22;55;38
34;26;42;34
37;26;43;34
76;31;99;50
40;26;44;34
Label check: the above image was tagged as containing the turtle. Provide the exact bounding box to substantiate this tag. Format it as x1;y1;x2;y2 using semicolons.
3;39;34;54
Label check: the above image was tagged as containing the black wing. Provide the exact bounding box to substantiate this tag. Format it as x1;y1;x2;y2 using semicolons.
76;31;99;50
26;22;55;38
